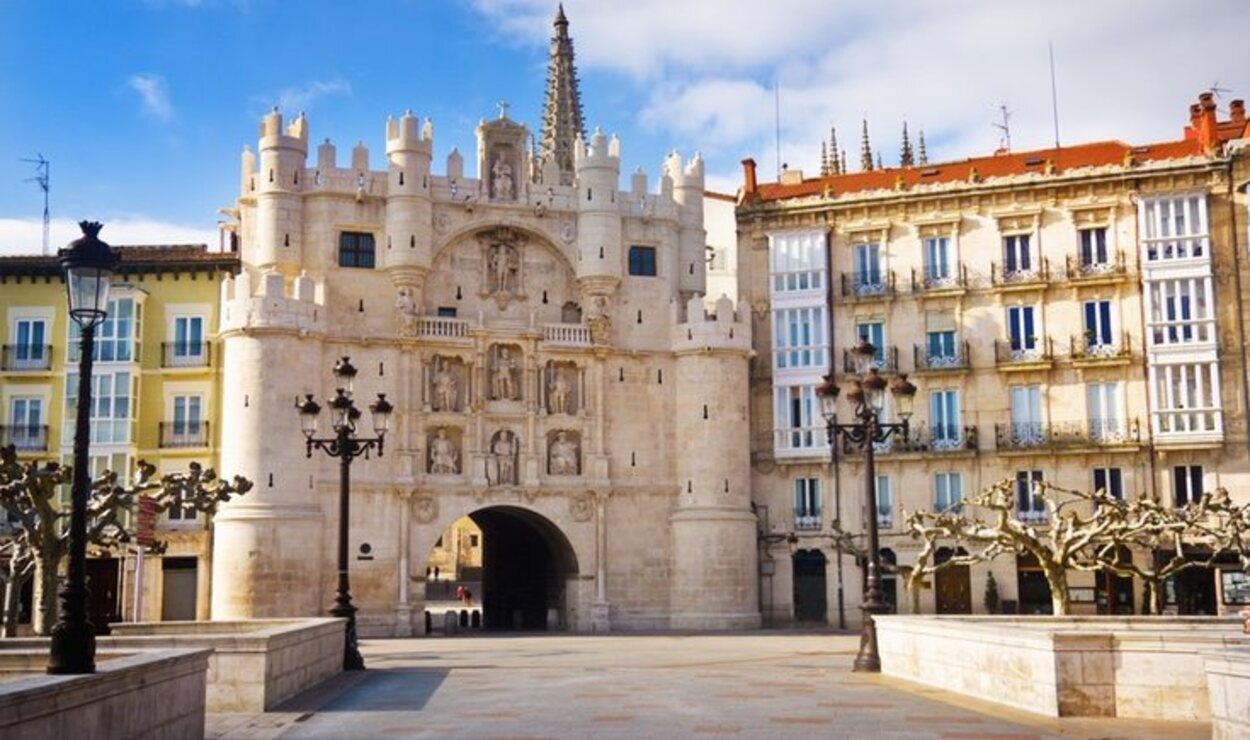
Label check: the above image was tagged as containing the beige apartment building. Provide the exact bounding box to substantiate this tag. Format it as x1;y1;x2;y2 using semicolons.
737;93;1250;626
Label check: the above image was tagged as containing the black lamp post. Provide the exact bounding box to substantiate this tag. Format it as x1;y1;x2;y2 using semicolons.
299;357;393;671
48;221;117;674
815;338;916;673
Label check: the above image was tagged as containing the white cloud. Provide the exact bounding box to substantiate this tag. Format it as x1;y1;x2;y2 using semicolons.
473;0;1250;183
128;73;174;122
257;78;352;115
0;218;220;257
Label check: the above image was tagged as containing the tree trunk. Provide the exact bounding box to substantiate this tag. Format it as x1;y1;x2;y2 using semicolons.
32;557;58;636
1145;580;1164;615
1;571;27;638
1043;565;1070;616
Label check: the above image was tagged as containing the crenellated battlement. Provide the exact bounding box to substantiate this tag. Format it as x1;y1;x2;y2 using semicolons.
671;294;753;354
220;269;324;334
574;128;620;172
258;109;308;152
663;151;706;192
385;110;433;154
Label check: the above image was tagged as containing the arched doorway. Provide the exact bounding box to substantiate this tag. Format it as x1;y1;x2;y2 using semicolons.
792;549;827;623
1096;545;1134;615
1016;553;1053;614
879;549;898;614
426;506;579;632
934;547;971;614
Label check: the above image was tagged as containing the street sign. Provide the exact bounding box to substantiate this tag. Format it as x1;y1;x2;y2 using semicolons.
136;496;157;548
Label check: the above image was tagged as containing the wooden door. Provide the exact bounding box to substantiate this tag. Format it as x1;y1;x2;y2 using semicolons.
934;565;971;614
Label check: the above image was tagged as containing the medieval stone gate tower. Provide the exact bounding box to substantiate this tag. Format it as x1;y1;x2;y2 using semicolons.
211;9;758;634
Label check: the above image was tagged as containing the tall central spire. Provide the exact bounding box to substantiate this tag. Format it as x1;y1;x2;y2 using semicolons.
538;3;586;185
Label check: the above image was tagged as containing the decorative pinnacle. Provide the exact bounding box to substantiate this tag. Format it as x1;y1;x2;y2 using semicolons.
78;221;104;239
538;2;586;185
900;121;915;167
918;130;928;165
860;120;873;172
829;126;841;175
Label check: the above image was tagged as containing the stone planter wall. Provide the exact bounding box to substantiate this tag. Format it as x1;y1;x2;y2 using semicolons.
1204;647;1250;739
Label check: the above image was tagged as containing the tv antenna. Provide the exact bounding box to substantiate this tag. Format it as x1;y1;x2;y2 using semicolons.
992;104;1012;153
20;154;51;256
1209;82;1231;100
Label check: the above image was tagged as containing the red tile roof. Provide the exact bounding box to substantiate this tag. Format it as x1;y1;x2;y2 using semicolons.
753;138;1208;203
0;244;240;277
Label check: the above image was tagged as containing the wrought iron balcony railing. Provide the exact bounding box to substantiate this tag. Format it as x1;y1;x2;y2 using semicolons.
159;421;211;449
841;425;978;455
161;341;211;368
994;337;1054;365
913;341;971;372
910;264;968;293
0;425;48;451
794;514;822;531
990;257;1050;287
1;345;52;371
1070;333;1132;362
1065;251;1129;282
994;419;1141;451
842;345;898;374
840;270;896;300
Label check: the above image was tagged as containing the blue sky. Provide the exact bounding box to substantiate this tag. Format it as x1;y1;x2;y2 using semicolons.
2;0;1248;253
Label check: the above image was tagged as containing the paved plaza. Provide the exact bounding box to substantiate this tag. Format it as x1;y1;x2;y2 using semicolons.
207;633;1210;739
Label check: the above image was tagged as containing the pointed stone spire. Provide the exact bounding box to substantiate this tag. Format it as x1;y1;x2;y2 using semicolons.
829;127;841;176
820;140;830;176
840;148;847;175
900;121;915;167
860;120;873;171
538;3;586;186
876;152;883;170
918;130;928;165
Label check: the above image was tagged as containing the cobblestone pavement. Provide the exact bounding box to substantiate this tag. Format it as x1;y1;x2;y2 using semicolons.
207;633;1210;739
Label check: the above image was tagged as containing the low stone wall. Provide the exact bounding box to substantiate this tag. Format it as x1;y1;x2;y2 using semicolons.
0;648;209;740
877;615;1248;721
1205;647;1250;739
4;618;344;713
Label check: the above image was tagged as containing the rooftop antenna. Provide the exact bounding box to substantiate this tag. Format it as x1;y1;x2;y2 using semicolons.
992;104;1012;153
774;75;782;179
1209;82;1231;100
1049;42;1061;148
20;154;50;256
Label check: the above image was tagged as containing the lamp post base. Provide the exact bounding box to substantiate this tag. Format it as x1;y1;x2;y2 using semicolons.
852;603;886;673
331;603;365;671
47;621;97;675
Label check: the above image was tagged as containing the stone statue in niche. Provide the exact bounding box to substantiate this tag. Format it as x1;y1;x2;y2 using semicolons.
395;287;419;337
587;295;612;345
476;226;527;308
549;431;579;476
491;153;515;200
487;430;518;486
548;366;572;415
491;347;519;401
429;428;459;475
431;359;459;412
488;242;520;295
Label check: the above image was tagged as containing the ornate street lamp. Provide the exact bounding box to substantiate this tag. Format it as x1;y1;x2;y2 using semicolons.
48;221;117;674
298;360;392;671
816;366;916;673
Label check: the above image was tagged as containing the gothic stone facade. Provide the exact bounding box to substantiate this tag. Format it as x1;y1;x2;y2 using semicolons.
212;109;758;635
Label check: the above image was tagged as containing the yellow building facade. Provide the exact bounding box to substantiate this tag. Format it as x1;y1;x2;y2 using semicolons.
737;93;1250;626
0;244;238;627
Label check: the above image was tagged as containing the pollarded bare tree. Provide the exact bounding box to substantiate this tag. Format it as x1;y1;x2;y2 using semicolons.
0;445;252;634
904;478;1250;616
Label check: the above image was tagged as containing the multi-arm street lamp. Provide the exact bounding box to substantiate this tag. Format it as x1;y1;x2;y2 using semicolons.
815;338;916;673
48;221;118;674
298;357;393;671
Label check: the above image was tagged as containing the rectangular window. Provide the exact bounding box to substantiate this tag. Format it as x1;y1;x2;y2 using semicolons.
172;395;203;436
774;385;819;453
1016;470;1046;522
1173;465;1203;506
69;297;139;363
1010;385;1043;444
1086;382;1121;440
853;242;881;286
855;320;885;363
167;496;198;521
772;307;827;370
933;472;962;512
1153;361;1220;434
1083;300;1114;346
6;397;43;450
436;307;457;318
628;246;657;276
794;477;821;529
927;330;956;359
338;232;376;269
1148;278;1211;345
769;231;826;293
66;371;132;445
12;318;47;367
876;475;892;528
1093;467;1123;500
173;316;204;358
923;237;951;281
1079;227;1109;266
930;389;960;445
1003;234;1032;273
1141;195;1208;261
1007;305;1037;351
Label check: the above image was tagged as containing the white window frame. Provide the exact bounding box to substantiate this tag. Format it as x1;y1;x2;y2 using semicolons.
1086;381;1122;441
772;307;827;371
1003;233;1033;274
1139;194;1209;262
794;477;821;530
1079;227;1109;266
934;472;962;512
929;389;961;448
923;236;951;282
1016;469;1046;522
1172;464;1203;506
1093;467;1124;500
875;475;892;528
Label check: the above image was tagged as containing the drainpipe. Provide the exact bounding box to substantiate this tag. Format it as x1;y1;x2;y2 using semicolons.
1130;190;1161;505
824;227;847;630
1222;159;1250;463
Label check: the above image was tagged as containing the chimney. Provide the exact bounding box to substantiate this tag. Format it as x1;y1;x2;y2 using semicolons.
1197;92;1219;154
741;158;758;198
1231;99;1246;126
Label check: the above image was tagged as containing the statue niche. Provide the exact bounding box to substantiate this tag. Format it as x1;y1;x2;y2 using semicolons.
477;226;527;309
489;344;522;402
489;144;517;201
428;427;461;475
545;361;578;415
547;430;581;476
429;356;465;412
486;429;519;486
395;287;420;337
